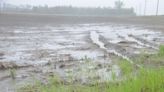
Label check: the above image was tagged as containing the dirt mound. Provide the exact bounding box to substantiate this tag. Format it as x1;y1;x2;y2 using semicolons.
0;62;18;69
0;53;4;56
0;53;4;60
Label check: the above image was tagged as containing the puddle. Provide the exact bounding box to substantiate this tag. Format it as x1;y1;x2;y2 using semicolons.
59;50;104;60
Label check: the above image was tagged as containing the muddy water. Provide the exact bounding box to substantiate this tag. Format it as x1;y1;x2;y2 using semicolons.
0;23;164;92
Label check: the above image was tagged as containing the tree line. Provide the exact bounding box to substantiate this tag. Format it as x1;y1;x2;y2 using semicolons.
0;1;135;16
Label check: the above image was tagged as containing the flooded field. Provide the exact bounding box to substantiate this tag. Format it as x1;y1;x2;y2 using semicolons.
0;23;164;91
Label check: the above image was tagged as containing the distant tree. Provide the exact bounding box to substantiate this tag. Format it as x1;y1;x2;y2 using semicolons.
0;0;3;12
32;6;38;12
114;0;124;9
44;4;48;9
0;0;2;4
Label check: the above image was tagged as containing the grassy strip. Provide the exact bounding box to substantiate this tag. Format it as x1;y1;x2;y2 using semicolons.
18;45;164;92
18;68;164;92
159;45;164;56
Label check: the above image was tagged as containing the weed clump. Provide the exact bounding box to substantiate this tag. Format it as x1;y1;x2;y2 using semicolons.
159;45;164;56
118;59;133;76
9;68;16;80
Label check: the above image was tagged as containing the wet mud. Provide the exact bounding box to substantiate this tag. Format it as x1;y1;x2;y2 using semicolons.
0;23;164;91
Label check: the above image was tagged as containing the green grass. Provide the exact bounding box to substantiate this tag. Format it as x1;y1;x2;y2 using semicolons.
108;68;164;92
9;68;16;80
118;59;134;76
18;46;164;92
159;45;164;56
18;68;164;92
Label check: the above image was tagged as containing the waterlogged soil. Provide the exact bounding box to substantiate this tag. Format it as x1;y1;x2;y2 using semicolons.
0;23;164;92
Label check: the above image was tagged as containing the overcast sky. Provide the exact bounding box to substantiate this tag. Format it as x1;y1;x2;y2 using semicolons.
3;0;164;15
